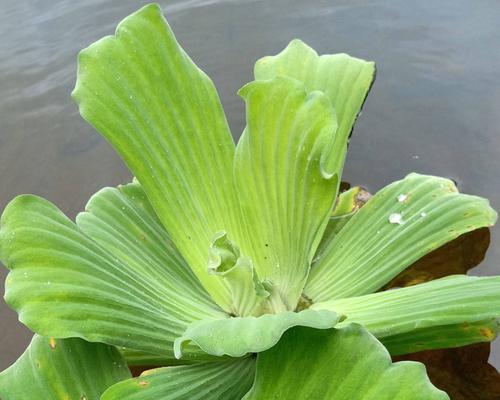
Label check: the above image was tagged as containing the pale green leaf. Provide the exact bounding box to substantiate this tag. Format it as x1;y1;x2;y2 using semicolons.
174;309;341;358
254;38;376;177
234;77;338;311
312;275;500;354
243;324;448;399
0;335;131;400
72;3;240;310
102;358;255;400
0;194;225;360
306;173;497;301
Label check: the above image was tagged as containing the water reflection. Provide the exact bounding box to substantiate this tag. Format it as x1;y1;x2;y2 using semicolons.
1;0;499;375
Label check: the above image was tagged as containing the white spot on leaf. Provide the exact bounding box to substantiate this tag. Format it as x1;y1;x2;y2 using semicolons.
389;213;403;225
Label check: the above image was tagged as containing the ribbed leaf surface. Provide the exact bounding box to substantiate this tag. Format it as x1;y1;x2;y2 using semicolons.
102;359;255;400
0;336;130;400
174;309;341;358
382;318;499;356
254;38;375;178
72;3;240;310
306;173;497;301
234;77;338;310
312;275;500;354
243;324;448;399
1;194;225;360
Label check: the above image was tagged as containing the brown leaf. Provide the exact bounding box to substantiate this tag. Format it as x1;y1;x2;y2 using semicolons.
383;227;490;290
394;343;500;400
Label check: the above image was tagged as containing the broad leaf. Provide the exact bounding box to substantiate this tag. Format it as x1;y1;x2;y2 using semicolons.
0;194;225;360
234;77;338;310
255;39;376;178
0;335;131;400
312;275;500;354
243;324;448;399
306;173;497;301
174;309;341;358
72;3;240;310
102;359;255;400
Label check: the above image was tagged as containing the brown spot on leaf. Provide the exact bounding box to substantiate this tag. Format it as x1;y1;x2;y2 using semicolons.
49;337;56;350
138;380;149;387
480;328;496;341
354;188;372;210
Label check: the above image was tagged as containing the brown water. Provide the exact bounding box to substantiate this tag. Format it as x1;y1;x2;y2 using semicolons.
1;0;499;372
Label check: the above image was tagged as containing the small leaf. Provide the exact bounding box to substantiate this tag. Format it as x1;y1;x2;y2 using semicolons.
102;358;255;400
306;173;497;301
0;335;131;400
72;3;241;311
312;275;500;354
174;309;342;358
243;324;448;399
207;231;269;316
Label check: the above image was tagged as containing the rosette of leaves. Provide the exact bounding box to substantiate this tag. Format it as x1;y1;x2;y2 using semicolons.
1;3;499;399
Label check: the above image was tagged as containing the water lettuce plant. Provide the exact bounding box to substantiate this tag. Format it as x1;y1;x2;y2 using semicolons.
1;3;499;399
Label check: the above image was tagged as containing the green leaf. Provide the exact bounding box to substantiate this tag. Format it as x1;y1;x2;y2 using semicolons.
254;39;376;178
1;193;225;360
305;173;497;301
72;3;240;311
102;358;255;400
242;324;448;399
0;335;131;400
382;318;499;356
174;309;342;358
312;275;500;354
234;77;338;311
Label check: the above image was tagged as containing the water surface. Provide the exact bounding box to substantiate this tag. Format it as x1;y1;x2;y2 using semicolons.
1;0;499;371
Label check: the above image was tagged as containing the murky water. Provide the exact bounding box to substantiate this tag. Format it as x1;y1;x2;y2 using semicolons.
1;0;499;374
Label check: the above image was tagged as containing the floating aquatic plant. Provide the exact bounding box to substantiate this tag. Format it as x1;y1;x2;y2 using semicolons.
1;3;499;399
